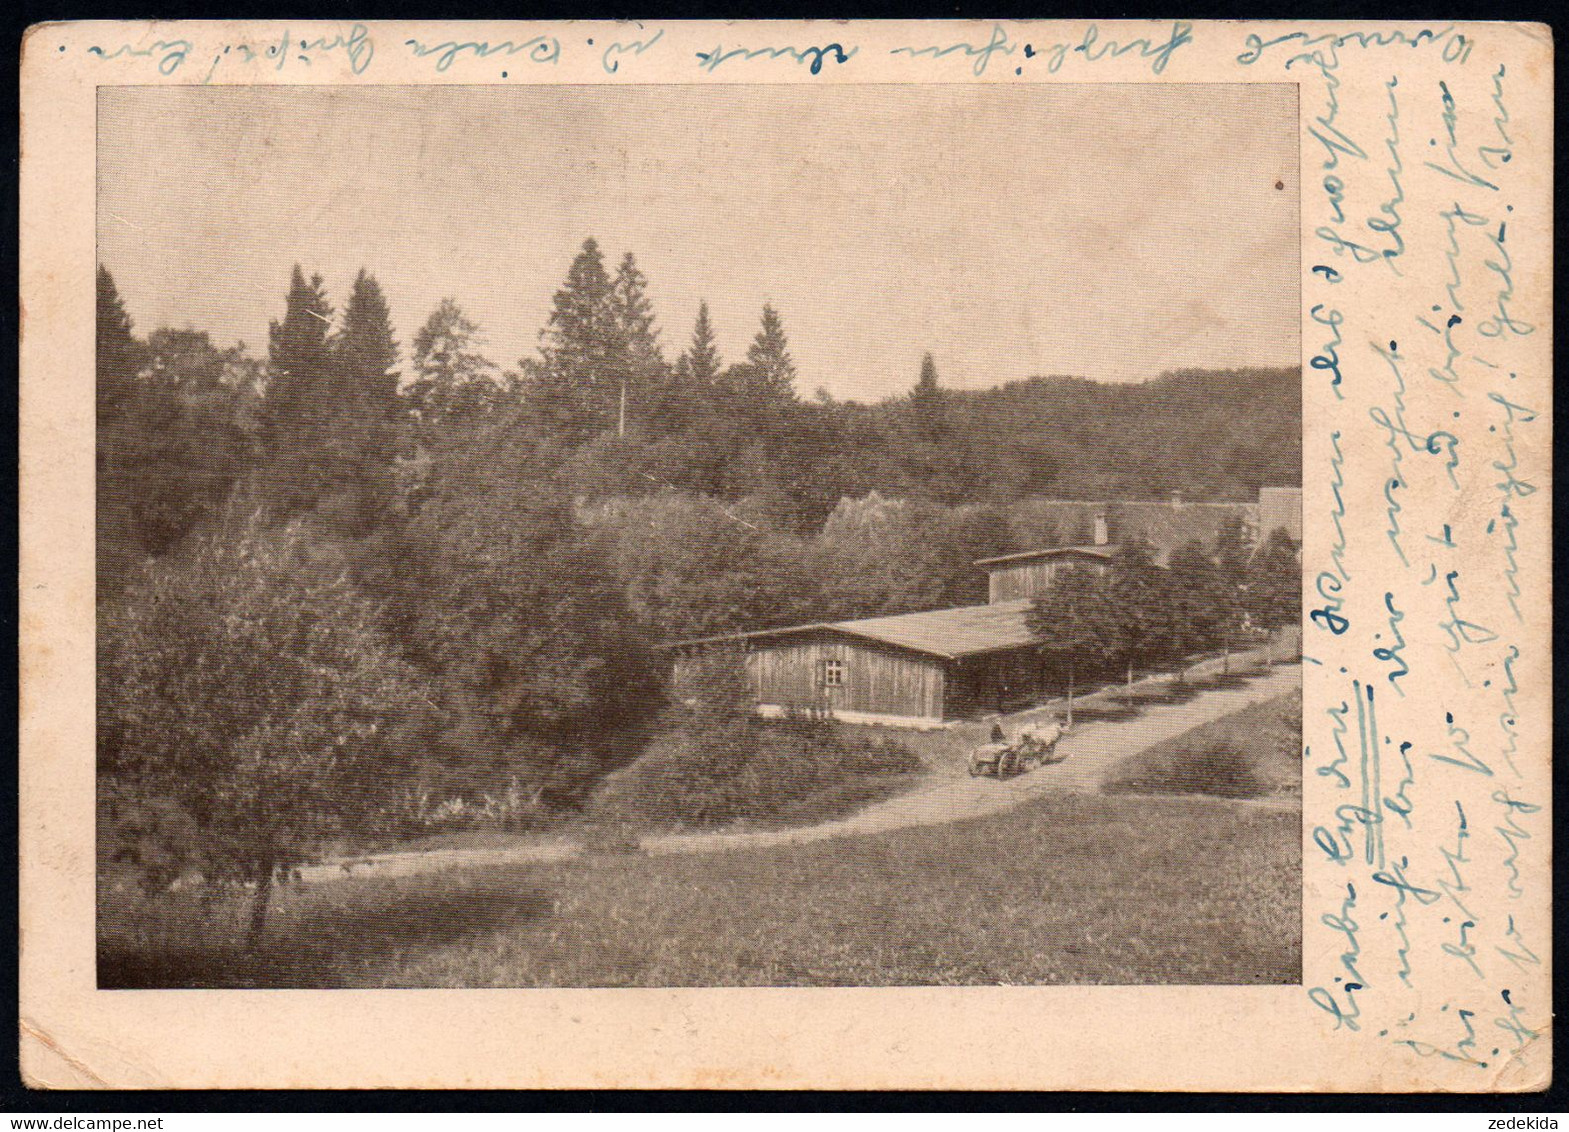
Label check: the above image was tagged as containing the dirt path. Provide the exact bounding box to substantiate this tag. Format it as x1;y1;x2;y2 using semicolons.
298;662;1301;885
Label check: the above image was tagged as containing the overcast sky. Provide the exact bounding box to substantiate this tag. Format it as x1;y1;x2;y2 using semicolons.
99;83;1298;402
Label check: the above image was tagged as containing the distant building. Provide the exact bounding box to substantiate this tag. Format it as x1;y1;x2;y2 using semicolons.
983;485;1302;602
974;545;1117;603
666;600;1051;726
1003;486;1300;566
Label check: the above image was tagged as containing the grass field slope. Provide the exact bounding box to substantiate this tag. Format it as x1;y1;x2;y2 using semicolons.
101;683;1302;989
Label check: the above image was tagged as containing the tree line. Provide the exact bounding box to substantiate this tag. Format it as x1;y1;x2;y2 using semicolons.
1028;524;1301;716
96;236;1300;942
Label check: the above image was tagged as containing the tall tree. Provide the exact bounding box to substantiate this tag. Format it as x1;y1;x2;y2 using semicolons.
337;269;400;388
1027;566;1123;725
96;266;151;600
408;298;500;428
261;266;336;516
266;266;334;397
681;301;722;388
897;427;975;507
892;350;977;504
1209;515;1254;669
742;303;796;405
531;237;618;443
1166;539;1243;677
96;266;144;423
910;352;946;442
1246;529;1301;665
608;252;666;436
331;269;405;532
1105;538;1175;694
610;254;663;368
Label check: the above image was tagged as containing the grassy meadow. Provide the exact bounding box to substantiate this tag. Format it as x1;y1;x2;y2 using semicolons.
101;783;1299;989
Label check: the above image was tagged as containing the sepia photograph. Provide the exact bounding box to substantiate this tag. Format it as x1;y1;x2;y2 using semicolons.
94;82;1304;991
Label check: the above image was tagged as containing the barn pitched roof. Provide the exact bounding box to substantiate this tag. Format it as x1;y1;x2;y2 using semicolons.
834;600;1039;659
972;544;1118;568
662;600;1042;661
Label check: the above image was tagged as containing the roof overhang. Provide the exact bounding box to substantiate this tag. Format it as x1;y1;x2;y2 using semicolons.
661;604;1047;662
973;545;1117;568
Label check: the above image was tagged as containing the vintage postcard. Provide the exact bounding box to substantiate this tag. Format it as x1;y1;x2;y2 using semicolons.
18;19;1552;1090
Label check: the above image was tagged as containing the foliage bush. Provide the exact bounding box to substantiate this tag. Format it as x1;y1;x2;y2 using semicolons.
1109;743;1265;799
1102;691;1301;800
98;507;428;939
382;777;553;837
363;421;666;811
592;708;922;831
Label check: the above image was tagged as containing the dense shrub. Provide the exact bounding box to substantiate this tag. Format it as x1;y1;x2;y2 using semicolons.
592;709;922;831
98;512;426;881
1106;743;1265;799
1102;690;1301;800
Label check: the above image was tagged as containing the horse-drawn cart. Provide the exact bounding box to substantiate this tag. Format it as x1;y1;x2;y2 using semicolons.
967;724;1067;779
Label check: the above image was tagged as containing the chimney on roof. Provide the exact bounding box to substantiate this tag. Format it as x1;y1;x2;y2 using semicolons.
1093;513;1109;546
1170;491;1184;510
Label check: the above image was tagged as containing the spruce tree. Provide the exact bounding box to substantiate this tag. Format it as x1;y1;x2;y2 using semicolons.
610;253;663;370
910;352;946;442
261;266;335;516
267;266;334;391
334;269;404;530
533;237;617;443
744;303;796;404
608;252;665;435
409;298;499;426
338;269;400;390
682;301;722;388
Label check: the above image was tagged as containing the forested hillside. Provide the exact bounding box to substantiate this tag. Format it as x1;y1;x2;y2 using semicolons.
560;360;1301;529
933;368;1300;503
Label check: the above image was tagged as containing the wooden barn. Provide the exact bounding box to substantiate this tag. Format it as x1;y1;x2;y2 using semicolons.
975;545;1117;603
665;600;1053;727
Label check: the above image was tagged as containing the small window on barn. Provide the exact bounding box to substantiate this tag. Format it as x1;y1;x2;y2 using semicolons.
821;658;846;687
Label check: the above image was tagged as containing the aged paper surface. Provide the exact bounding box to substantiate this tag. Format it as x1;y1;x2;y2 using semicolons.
19;19;1551;1090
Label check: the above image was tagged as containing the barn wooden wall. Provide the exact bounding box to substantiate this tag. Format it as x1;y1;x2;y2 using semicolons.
989;560;1067;602
748;637;946;719
987;557;1110;602
669;635;946;720
671;637;1078;721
